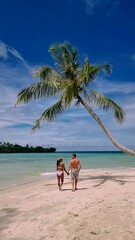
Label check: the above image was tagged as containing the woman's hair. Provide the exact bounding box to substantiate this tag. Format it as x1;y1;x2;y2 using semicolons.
56;158;63;166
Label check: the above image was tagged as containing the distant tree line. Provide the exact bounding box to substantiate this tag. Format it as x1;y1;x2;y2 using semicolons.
0;142;56;153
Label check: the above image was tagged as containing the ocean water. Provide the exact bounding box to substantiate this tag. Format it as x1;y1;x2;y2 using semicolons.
0;152;135;190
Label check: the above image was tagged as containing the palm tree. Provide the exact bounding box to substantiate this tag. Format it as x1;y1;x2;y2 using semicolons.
15;41;135;156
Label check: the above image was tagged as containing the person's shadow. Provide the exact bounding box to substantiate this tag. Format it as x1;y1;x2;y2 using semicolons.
62;187;88;191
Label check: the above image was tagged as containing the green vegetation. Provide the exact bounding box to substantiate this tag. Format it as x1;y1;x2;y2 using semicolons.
15;41;135;156
0;142;56;153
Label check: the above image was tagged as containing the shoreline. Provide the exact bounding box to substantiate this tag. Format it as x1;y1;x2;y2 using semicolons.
0;168;135;239
1;166;135;192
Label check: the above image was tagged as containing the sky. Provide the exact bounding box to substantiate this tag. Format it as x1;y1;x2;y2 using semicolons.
0;0;135;151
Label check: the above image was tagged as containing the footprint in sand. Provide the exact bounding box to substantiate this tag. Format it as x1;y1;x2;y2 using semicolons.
90;230;100;235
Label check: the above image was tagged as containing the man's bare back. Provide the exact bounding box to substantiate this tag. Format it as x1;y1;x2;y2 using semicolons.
70;158;80;169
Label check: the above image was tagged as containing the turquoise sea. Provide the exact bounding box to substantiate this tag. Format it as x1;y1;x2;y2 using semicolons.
0;152;135;190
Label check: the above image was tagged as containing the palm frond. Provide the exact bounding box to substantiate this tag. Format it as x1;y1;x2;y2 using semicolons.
15;66;63;106
75;99;80;107
61;80;79;108
80;88;91;103
78;58;112;86
32;99;65;131
90;90;125;122
49;41;79;79
35;65;63;81
15;81;60;106
49;42;64;66
35;66;52;80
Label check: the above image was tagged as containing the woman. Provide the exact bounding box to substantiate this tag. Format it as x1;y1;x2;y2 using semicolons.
56;158;69;191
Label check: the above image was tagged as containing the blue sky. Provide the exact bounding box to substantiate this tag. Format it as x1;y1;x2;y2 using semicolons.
0;0;135;151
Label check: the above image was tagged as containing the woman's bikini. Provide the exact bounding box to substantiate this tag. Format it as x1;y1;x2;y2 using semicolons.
57;164;64;177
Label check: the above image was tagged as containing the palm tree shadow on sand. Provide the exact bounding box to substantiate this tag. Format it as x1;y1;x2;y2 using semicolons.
44;174;135;189
78;174;135;187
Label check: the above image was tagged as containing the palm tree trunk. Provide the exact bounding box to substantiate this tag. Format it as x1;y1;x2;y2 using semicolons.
78;95;135;156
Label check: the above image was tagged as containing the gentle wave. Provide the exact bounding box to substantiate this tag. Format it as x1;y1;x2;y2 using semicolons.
40;168;111;176
40;172;56;176
40;167;135;176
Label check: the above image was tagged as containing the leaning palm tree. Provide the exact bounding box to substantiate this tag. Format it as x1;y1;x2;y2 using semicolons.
15;41;135;156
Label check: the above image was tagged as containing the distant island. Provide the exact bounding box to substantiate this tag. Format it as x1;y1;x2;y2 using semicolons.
0;142;56;153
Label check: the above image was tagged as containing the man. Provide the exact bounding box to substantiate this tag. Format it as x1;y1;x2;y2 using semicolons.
68;153;81;191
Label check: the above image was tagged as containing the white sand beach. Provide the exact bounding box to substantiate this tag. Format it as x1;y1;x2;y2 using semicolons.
0;168;135;240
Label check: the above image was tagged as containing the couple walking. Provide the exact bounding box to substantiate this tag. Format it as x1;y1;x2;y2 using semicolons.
56;153;81;191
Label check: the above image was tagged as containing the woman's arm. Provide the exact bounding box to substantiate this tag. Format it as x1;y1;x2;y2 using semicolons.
67;162;71;173
63;164;69;175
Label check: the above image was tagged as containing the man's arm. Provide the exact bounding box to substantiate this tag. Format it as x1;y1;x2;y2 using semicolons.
78;161;81;172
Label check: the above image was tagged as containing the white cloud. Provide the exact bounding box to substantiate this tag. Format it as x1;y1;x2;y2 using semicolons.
0;41;25;62
0;42;8;59
92;78;135;95
82;0;120;15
